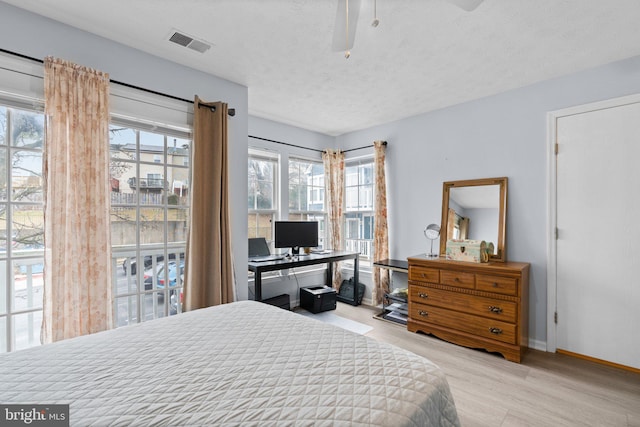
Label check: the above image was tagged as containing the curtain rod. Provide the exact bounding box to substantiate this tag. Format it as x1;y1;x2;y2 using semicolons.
0;48;235;117
343;140;387;153
249;135;386;153
249;135;324;153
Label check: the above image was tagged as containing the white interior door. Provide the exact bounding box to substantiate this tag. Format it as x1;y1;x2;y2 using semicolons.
555;99;640;369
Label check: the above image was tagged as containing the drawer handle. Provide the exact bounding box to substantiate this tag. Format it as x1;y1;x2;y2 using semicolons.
492;282;498;287
454;277;460;282
418;310;429;317
489;327;503;335
489;306;503;314
418;292;428;299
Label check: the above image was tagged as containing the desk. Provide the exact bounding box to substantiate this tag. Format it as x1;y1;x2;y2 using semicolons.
248;251;361;306
373;258;408;273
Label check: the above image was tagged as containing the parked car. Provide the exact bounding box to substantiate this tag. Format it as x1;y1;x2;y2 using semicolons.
142;262;167;290
143;260;184;291
156;260;185;290
123;252;184;275
169;289;183;315
161;261;185;315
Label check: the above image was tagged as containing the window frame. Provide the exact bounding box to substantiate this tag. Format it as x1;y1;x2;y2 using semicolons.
343;156;375;268
248;148;279;248
287;155;327;250
0;101;46;353
0;52;198;352
110;120;191;328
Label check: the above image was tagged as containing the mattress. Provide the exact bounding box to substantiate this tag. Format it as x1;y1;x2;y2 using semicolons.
0;300;460;426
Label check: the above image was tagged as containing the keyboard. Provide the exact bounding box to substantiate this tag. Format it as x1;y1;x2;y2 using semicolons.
249;255;285;262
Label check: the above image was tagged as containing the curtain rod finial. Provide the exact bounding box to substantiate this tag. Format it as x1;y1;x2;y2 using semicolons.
197;102;235;117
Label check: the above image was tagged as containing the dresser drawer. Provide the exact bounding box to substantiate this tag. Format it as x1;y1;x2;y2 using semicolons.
440;270;475;289
410;303;517;345
476;274;518;296
409;266;439;283
410;285;517;323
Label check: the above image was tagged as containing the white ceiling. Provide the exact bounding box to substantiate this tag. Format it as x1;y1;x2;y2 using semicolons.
4;0;640;136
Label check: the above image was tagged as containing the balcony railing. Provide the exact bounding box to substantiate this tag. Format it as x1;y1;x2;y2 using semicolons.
345;239;372;262
127;177;168;191
112;243;186;327
111;192;165;205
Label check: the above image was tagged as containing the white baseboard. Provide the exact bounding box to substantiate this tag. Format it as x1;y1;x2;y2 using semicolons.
528;338;547;352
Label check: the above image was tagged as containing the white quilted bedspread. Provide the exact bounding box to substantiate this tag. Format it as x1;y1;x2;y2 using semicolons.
0;301;460;426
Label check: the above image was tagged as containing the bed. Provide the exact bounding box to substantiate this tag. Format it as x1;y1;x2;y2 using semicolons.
0;300;460;426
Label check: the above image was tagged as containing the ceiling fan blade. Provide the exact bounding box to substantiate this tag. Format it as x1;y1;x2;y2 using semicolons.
444;0;484;11
331;0;362;52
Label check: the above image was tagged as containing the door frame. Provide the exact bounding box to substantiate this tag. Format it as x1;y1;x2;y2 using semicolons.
546;93;640;352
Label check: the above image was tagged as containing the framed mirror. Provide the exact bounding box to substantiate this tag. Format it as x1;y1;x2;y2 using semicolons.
439;177;508;262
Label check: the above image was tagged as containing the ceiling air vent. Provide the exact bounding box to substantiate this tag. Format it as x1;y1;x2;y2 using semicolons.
167;30;212;53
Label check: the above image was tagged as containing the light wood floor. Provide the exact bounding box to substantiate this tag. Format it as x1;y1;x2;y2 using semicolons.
334;303;640;427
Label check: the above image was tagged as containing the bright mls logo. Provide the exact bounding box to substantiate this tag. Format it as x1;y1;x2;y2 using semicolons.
0;405;69;426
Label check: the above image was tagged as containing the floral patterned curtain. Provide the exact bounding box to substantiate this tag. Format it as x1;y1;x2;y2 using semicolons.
41;57;112;343
322;149;345;289
372;141;390;304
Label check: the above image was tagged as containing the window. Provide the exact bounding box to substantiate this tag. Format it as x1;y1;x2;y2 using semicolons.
0;54;196;349
288;157;326;249
110;124;190;327
0;104;45;353
248;149;279;249
344;158;374;265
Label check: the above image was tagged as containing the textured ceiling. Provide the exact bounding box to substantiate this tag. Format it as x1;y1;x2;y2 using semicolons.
4;0;640;136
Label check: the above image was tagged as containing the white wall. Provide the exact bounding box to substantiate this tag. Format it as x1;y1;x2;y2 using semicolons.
336;54;640;347
0;2;250;299
466;208;499;243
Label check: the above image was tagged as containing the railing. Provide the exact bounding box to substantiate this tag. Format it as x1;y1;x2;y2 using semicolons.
127;177;168;191
345;239;372;260
111;192;165;205
1;250;45;353
111;192;189;206
111;243;186;327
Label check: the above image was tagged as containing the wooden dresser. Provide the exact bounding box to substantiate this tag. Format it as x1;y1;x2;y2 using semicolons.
407;255;530;362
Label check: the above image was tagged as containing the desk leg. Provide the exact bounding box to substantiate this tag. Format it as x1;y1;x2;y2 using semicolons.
255;272;262;301
353;254;359;306
326;262;333;287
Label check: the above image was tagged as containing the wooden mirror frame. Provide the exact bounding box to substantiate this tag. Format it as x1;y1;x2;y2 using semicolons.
439;177;508;262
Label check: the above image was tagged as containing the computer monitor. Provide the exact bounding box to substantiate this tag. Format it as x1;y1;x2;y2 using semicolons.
274;221;318;255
